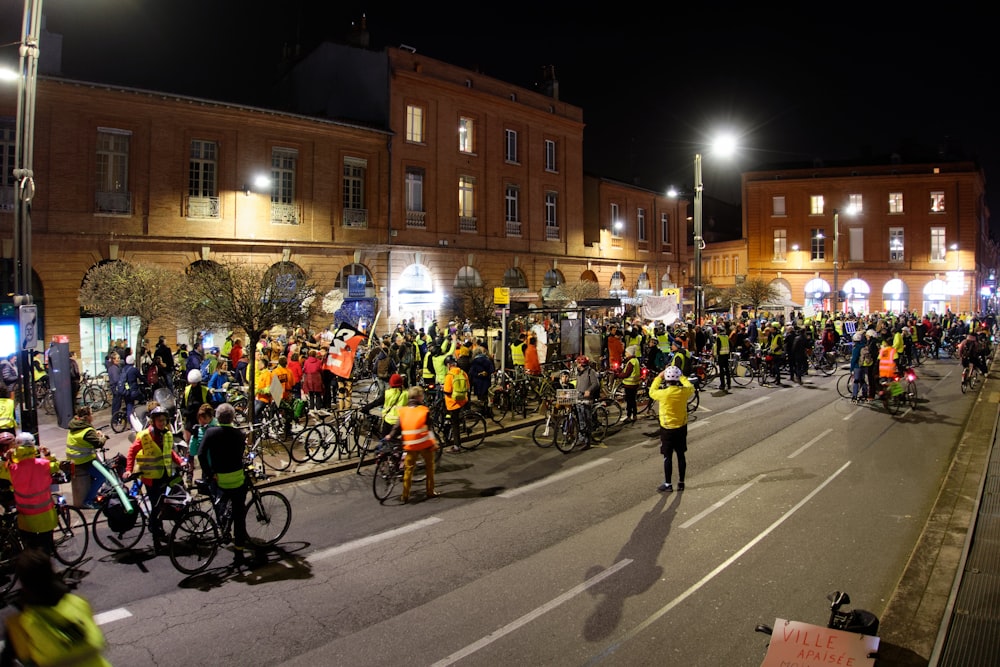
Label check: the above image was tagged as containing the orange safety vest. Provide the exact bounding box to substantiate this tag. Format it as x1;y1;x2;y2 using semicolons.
9;458;56;533
136;428;173;479
878;345;896;378
398;405;436;451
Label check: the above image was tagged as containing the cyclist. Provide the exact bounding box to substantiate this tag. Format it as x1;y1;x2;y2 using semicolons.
848;331;869;403
442;356;470;453
65;406;109;508
619;345;642;422
3;432;58;554
125;405;185;552
361;373;409;437
574;355;601;449
959;332;988;379
387;386;439;504
200;403;251;563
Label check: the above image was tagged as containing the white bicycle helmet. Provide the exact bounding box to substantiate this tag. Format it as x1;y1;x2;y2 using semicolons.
663;366;683;381
852;332;863;342
187;369;202;384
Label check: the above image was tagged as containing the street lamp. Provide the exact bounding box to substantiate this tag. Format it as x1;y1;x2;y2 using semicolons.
9;0;43;438
691;135;736;324
830;205;856;314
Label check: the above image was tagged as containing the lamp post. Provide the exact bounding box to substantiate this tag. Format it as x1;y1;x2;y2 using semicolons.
832;208;841;314
10;0;43;438
693;153;705;324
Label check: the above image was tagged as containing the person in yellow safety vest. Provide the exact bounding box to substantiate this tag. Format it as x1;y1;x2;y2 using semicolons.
4;432;58;555
891;326;907;373
125;405;184;550
65;406;109;509
433;335;458;386
509;333;527;370
0;385;16;435
620;345;643;423
200;403;253;563
388;386;439;504
443;356;470;453
422;336;454;388
2;549;111;667
715;324;732;392
253;352;274;423
361;373;409;437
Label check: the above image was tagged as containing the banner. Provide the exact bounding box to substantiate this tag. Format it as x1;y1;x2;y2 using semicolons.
327;322;365;379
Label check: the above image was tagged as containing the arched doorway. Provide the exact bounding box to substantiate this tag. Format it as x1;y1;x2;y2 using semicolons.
842;279;871;315
922;279;948;316
883;278;910;314
79;260;138;376
396;263;439;332
803;277;831;312
335;262;378;331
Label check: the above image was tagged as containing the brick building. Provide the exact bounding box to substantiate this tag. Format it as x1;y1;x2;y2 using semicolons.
743;161;999;317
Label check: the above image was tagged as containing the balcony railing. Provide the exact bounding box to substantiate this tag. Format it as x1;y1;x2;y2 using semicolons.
184;195;221;219
95;191;132;215
406;210;426;229
0;185;13;212
610;236;623;249
342;207;368;229
271;201;302;225
546;225;560;241
505;220;521;237
459;215;477;233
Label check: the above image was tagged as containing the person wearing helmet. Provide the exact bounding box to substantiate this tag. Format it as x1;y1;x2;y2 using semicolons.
4;432;58;553
431;335;457;387
891;325;907;374
849;332;870;402
181;368;212;444
620;345;643;421
126;404;185;551
199;403;253;563
66;406;110;509
648;364;695;493
443;355;471;452
574;356;601;449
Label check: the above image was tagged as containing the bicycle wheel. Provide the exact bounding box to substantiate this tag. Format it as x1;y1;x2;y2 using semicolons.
373;453;401;502
731;360;753;386
600;398;623;425
635;387;653;415
355;424;381;473
836;373;855;399
0;529;20;595
110;408;128;434
457;412;487;450
168;509;219;575
92;502;146;552
255;434;292;472
814;354;835;377
488;387;510;424
591;406;609;442
245;490;292;546
288;428;312;464
687;389;700;413
554;413;578;453
303;423;339;463
906;380;918;408
531;416;556;448
53;505;89;567
83;385;107;411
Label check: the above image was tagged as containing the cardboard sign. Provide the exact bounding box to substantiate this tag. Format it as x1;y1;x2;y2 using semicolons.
760;619;878;667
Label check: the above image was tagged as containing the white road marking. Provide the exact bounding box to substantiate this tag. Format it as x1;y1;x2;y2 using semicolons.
724;396;772;413
307;517;444;562
680;474;767;528
498;458;613;498
787;428;833;458
588;461;852;664
94;608;133;625
431;559;633;667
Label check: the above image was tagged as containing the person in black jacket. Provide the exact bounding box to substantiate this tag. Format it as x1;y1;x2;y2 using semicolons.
200;403;251;563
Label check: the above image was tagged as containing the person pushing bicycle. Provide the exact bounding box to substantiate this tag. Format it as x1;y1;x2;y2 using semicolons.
200;403;252;564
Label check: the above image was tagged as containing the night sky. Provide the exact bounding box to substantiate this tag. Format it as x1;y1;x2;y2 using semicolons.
3;1;996;231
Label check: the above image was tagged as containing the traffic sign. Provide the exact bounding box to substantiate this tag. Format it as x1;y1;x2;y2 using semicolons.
494;287;510;305
19;304;37;350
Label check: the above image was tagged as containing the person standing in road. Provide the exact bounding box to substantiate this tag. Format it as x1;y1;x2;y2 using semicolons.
849;331;870;402
573;355;601;449
105;352;123;426
715;324;732;392
119;354;143;426
3;433;58;554
619;345;642;423
649;365;695;493
200;403;252;563
388;386;439;504
442;356;470;453
154;335;176;390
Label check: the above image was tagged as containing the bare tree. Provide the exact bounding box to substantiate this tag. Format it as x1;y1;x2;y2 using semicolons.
733;277;781;318
79;261;182;347
441;285;499;331
179;261;319;422
547;280;601;304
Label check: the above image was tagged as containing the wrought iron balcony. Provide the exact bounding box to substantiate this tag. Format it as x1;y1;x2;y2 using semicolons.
95;191;132;215
184;195;220;219
342;207;368;229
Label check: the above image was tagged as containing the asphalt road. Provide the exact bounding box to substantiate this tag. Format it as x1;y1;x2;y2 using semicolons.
3;358;976;666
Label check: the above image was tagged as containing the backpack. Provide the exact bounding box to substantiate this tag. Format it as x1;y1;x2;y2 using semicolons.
859;345;874;367
375;353;394;380
451;371;469;402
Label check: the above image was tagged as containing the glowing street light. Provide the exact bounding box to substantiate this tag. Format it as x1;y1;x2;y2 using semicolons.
831;205;856;313
691;134;737;324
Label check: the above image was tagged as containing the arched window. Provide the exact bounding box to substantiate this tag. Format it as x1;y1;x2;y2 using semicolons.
336;262;376;297
503;267;527;289
455;266;484;288
264;262;307;302
581;270;598;283
543;268;564;288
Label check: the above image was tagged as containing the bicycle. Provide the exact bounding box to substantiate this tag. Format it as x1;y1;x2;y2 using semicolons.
553;399;609;454
244;416;292;478
91;471;191;553
876;368;918;415
961;363;981;393
289;407;354;465
168;469;291;575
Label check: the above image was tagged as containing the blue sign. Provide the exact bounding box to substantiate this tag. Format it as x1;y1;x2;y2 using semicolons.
347;275;366;298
